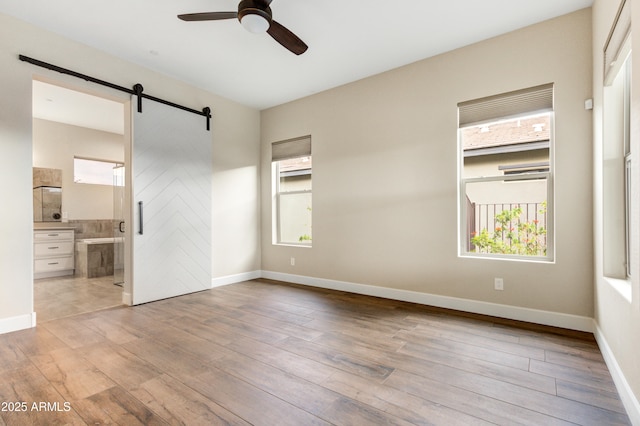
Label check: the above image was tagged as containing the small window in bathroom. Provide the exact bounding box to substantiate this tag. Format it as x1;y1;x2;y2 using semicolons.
74;157;121;186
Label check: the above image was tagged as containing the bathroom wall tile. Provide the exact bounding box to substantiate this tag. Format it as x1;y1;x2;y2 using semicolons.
33;167;62;188
69;220;117;239
76;242;114;279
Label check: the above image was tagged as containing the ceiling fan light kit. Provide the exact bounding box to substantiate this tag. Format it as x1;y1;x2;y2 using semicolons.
240;14;270;33
178;0;308;55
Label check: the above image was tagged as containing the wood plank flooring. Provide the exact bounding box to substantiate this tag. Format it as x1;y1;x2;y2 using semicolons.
0;279;630;425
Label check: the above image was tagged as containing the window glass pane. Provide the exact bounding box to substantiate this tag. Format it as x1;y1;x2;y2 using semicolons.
279;192;312;244
459;87;553;261
465;178;547;257
74;157;120;185
279;156;312;192
626;156;632;277
462;113;550;179
603;53;631;278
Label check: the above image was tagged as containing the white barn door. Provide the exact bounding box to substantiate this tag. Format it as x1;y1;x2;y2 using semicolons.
131;98;211;305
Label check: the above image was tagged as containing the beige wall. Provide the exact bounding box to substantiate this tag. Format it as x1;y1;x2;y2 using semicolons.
261;10;593;319
33;118;124;220
593;0;640;418
0;13;261;331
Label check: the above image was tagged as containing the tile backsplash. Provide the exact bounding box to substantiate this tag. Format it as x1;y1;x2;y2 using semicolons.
33;167;62;188
69;219;116;239
34;219;116;239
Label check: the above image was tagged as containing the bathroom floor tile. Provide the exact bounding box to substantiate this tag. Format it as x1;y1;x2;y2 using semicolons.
34;276;123;323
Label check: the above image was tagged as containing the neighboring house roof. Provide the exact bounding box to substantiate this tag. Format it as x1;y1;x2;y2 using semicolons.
462;114;550;156
279;156;312;175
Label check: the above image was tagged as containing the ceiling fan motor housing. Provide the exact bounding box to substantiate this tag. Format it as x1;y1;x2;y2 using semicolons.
177;0;307;55
238;0;273;23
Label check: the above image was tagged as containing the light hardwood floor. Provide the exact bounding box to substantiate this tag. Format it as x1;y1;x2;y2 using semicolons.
1;279;630;425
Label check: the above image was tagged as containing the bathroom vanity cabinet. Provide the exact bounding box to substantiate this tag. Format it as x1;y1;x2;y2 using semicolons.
34;228;75;279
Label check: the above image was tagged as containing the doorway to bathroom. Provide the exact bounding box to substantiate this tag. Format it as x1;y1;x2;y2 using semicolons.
32;78;127;322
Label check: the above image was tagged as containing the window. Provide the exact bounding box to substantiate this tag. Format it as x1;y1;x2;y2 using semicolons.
74;157;122;186
458;84;554;260
603;0;632;278
272;136;312;245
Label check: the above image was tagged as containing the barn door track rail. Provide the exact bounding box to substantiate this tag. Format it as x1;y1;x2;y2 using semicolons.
19;54;212;131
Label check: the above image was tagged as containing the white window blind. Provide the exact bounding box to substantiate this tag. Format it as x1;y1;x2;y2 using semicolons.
458;83;554;128
604;0;631;85
272;135;312;162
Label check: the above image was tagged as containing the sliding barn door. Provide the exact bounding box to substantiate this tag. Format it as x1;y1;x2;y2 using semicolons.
131;98;211;305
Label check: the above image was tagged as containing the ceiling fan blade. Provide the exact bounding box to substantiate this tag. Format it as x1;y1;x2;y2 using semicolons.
267;20;308;55
178;12;238;21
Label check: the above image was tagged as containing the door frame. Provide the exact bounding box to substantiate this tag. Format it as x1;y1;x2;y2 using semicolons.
30;76;133;314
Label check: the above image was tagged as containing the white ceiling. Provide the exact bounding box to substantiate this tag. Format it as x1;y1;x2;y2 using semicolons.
32;80;125;134
4;0;593;114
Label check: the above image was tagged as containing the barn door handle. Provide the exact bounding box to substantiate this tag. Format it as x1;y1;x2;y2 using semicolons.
138;201;144;235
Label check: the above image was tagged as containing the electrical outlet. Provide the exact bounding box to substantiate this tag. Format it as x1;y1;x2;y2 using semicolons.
290;257;295;266
494;278;504;291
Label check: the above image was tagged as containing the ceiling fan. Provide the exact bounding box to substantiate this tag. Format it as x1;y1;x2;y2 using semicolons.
178;0;308;55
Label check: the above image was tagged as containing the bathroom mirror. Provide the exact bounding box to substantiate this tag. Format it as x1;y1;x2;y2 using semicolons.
33;167;62;222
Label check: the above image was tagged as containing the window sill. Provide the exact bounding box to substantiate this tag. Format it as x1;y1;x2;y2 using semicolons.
603;277;632;303
460;252;554;264
274;243;312;248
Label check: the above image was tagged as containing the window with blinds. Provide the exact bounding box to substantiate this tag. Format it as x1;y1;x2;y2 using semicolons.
272;136;312;246
458;84;554;260
603;0;632;279
604;0;631;85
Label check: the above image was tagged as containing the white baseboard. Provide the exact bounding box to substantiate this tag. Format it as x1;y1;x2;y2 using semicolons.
122;292;132;306
594;323;640;425
0;312;36;334
261;270;594;332
212;270;262;288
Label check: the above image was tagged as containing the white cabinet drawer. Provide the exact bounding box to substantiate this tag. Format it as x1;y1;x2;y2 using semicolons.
34;230;74;241
35;256;74;272
34;241;74;257
34;229;75;278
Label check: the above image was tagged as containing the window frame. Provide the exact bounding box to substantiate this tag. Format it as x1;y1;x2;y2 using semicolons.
274;158;312;246
601;0;633;298
458;86;555;262
603;48;632;279
625;153;632;277
271;136;312;247
623;54;632;278
73;156;122;186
